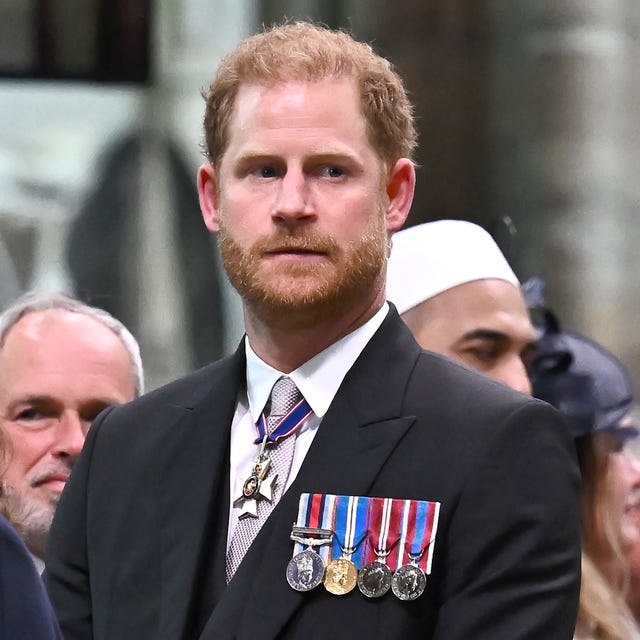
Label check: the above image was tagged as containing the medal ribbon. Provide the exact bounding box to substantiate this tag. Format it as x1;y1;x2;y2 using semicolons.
293;493;337;563
254;397;313;444
332;495;369;569
293;495;441;573
397;499;441;572
362;497;403;568
423;501;440;574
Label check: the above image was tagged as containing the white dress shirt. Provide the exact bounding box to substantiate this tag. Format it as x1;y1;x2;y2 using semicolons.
226;303;389;546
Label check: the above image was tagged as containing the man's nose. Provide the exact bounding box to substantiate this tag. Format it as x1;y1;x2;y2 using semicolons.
272;170;314;223
52;412;86;460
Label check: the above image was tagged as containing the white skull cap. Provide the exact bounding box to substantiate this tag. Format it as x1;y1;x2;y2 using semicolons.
387;219;520;315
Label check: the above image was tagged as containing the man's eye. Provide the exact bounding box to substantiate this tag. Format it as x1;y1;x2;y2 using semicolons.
323;166;345;178
465;346;500;365
255;166;277;178
12;408;56;428
16;408;44;420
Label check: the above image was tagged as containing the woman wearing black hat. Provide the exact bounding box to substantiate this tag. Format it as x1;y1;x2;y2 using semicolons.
529;312;640;640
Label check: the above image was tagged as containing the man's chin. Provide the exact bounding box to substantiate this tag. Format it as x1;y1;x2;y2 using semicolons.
4;491;55;555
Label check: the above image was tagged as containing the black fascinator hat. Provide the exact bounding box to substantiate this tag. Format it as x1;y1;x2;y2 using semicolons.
523;277;637;441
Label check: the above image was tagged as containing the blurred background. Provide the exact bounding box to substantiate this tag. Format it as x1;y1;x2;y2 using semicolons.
0;0;638;392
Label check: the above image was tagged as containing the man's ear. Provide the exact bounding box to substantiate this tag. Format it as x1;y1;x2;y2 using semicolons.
384;158;416;233
197;163;220;233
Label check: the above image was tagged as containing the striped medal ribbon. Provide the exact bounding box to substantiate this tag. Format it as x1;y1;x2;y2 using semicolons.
324;495;368;595
286;493;335;592
392;499;441;601
357;497;402;598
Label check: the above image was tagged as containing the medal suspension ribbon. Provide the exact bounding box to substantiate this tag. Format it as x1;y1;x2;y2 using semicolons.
362;497;403;568
332;495;368;567
254;397;313;444
397;499;441;572
293;493;337;564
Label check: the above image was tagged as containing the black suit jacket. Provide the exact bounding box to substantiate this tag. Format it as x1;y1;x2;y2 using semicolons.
0;514;61;639
45;310;581;639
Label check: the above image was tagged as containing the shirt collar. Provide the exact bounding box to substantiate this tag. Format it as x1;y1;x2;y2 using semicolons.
245;303;389;422
30;550;45;575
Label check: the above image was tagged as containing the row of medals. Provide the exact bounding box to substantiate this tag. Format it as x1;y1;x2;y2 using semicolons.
285;527;426;601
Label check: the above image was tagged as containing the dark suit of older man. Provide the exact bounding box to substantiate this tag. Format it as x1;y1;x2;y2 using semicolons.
0;514;61;639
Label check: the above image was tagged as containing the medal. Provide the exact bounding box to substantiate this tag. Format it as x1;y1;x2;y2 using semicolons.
357;555;394;598
286;527;333;592
324;557;358;595
287;547;327;592
324;495;368;596
357;497;401;598
287;493;442;602
233;435;277;519
287;492;337;592
235;394;313;519
391;499;441;601
392;554;426;601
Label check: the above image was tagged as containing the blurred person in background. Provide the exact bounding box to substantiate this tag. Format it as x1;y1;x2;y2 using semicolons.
0;291;142;570
527;293;640;640
387;219;536;394
0;432;62;639
622;424;640;625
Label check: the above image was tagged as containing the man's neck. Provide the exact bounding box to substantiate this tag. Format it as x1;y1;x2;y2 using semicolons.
244;295;385;373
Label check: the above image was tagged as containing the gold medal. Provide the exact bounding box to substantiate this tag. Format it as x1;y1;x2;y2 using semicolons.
324;557;358;595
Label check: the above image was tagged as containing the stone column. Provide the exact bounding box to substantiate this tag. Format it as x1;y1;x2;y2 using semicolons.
486;0;640;379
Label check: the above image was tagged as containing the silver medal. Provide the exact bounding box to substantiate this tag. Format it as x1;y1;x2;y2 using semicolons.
391;563;426;601
286;549;326;592
286;527;333;592
357;560;393;598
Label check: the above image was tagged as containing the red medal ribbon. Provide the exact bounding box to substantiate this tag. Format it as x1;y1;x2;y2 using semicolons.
362;497;403;567
397;499;441;572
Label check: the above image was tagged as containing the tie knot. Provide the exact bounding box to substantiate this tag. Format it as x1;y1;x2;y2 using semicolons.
268;376;301;420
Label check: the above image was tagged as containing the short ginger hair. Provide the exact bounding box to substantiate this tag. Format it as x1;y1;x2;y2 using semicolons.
202;22;417;170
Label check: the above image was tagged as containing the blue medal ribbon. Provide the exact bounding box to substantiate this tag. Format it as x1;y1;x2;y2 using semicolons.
332;494;369;568
254;397;313;444
409;500;429;558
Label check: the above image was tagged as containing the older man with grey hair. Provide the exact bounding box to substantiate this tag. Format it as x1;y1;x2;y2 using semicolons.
0;291;143;569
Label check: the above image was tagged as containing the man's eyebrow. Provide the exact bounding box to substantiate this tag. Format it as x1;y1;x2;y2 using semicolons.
5;396;117;413
5;395;58;414
460;329;509;343
8;394;55;406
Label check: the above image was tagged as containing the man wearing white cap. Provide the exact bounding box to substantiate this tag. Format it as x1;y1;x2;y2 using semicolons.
387;219;536;394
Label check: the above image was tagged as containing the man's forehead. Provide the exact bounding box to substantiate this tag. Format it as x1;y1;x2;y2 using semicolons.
420;280;535;341
228;78;363;140
2;310;122;356
431;279;526;313
0;310;136;402
8;308;101;337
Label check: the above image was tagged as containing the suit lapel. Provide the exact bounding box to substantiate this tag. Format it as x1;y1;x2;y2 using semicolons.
157;347;245;639
200;311;422;640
